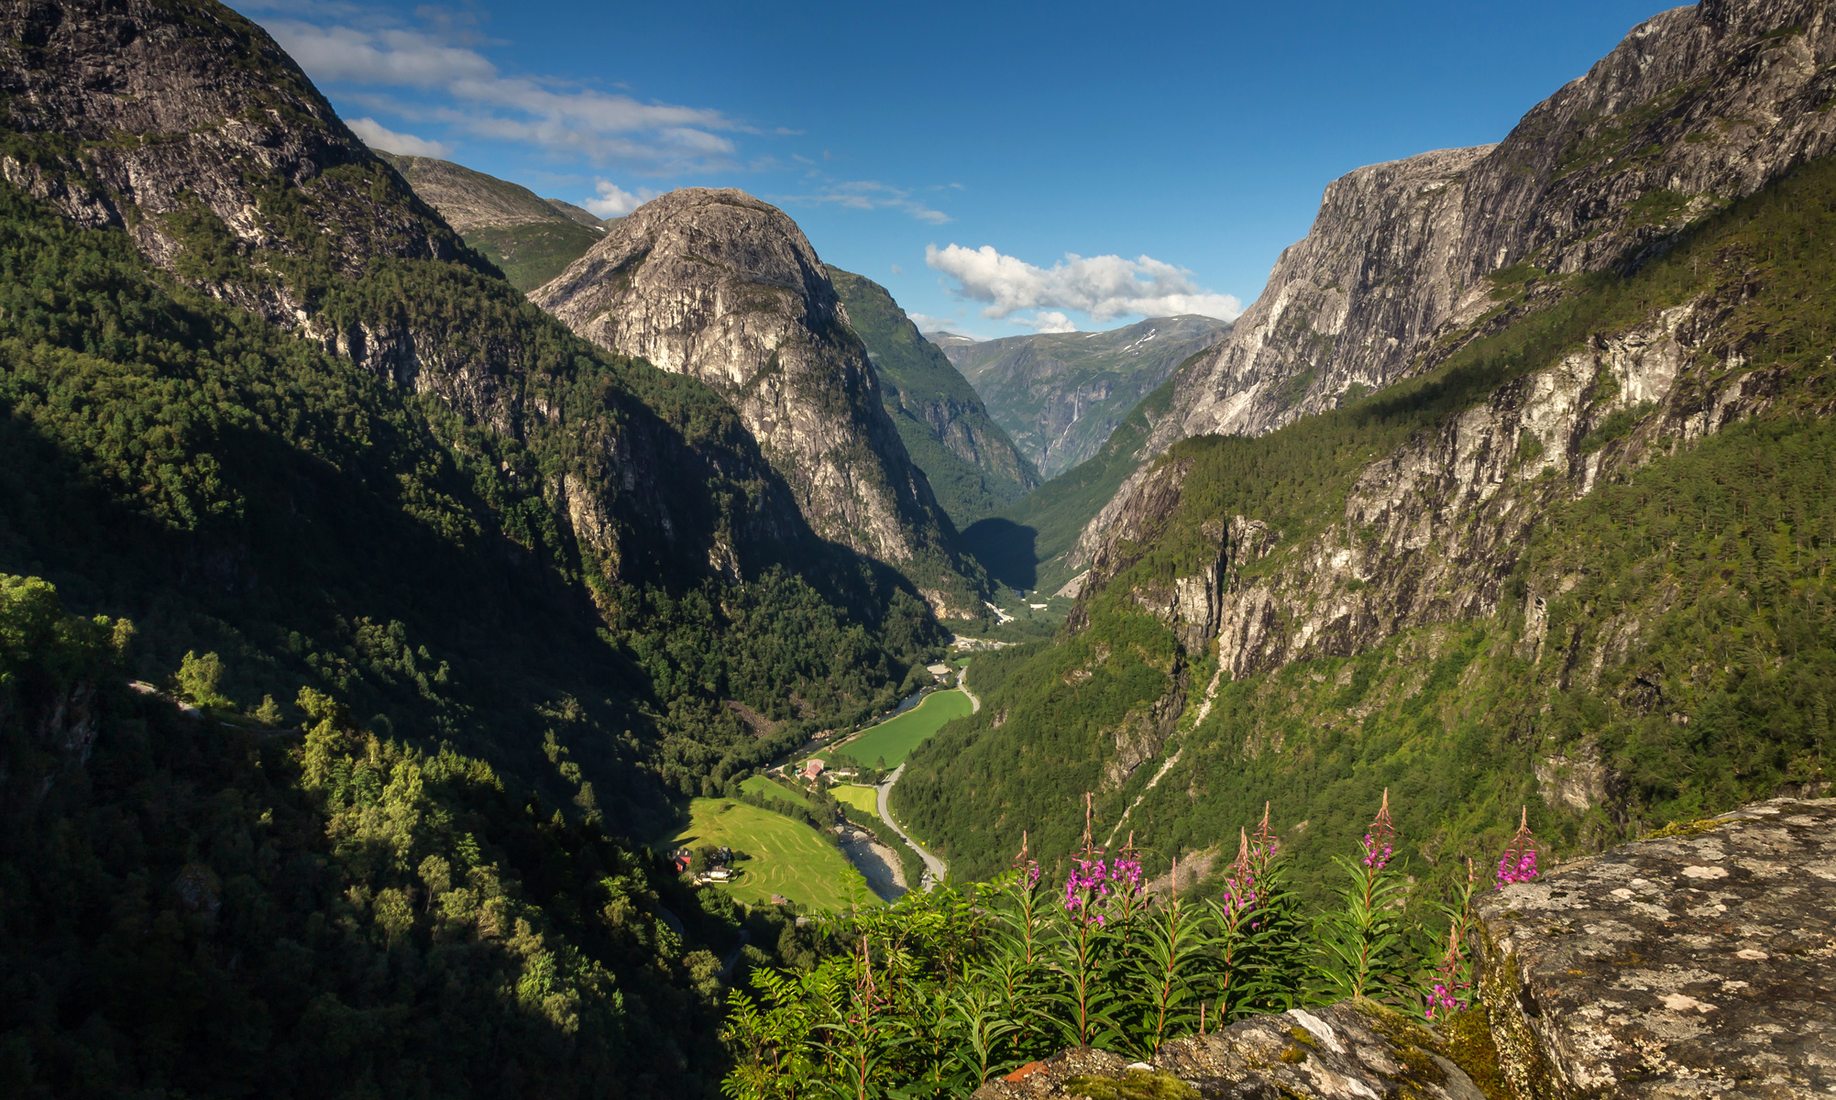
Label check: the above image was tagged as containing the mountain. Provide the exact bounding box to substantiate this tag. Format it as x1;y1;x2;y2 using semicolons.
547;197;610;230
377;152;605;291
533;189;987;617
826;266;1039;526
894;0;1836;891
0;0;966;1092
933;315;1231;478
1078;0;1836;565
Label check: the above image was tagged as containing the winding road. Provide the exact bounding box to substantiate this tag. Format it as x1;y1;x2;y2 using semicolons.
876;764;946;891
871;663;977;891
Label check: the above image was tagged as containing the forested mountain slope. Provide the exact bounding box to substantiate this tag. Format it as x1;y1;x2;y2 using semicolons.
0;1;933;1090
828;265;1039;526
896;24;1836;891
0;0;942;813
0;576;758;1098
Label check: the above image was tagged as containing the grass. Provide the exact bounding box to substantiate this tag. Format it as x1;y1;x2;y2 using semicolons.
739;773;816;811
830;689;974;768
668;798;879;912
832;784;880;818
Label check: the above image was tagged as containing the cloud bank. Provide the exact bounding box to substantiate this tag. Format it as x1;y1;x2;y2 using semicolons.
585;180;656;218
925;244;1241;324
347;117;451;158
264;15;742;169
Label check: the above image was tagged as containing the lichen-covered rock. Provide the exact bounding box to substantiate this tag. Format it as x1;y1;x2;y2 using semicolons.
972;1002;1486;1100
1476;797;1836;1098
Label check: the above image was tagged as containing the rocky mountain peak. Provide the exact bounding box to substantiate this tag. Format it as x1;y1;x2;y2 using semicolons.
534;188;984;615
1142;0;1834;456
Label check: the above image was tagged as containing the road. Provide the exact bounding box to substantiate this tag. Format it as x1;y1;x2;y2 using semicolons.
876;763;947;891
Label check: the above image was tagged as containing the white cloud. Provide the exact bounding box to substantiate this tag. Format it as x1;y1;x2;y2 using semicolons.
774;180;950;224
584;179;655;218
1018;310;1078;333
924;243;1242;323
346;116;452;158
905;311;955;333
263;16;743;168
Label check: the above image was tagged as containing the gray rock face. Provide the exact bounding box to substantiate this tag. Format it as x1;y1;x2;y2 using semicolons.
1080;287;1781;688
534;189;981;615
972;1002;1486;1100
1086;0;1836;564
1477;797;1836;1098
1155;147;1488;449
0;0;470;303
0;0;840;594
1168;0;1835;447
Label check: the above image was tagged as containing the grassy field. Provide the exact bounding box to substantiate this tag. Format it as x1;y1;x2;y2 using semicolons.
832;784;880;818
669;798;878;912
830;689;973;768
739;773;817;812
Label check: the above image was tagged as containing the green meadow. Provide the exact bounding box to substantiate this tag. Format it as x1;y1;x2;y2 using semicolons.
669;798;878;912
829;689;973;768
832;784;880;818
738;773;817;812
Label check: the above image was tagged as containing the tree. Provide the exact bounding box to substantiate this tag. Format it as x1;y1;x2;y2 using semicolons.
176;649;229;708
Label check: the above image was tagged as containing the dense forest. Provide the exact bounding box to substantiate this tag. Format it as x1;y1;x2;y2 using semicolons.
0;573;856;1098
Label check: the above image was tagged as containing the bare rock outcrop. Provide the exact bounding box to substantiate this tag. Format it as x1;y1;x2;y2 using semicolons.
975;798;1836;1099
534;189;983;615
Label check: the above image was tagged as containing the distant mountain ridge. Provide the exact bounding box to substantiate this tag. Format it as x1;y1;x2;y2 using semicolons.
827;266;1039;526
932;315;1231;477
378;151;605;291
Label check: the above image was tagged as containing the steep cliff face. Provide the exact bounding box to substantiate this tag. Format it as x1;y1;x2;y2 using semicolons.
0;0;946;823
1073;0;1836;595
942;316;1231;477
534;190;985;615
1151;148;1487;449
0;0;471;296
828;265;1038;526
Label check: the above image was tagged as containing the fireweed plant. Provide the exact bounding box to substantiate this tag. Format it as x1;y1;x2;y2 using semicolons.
720;797;1545;1099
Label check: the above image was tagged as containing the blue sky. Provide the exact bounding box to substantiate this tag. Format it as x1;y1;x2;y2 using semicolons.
235;0;1675;338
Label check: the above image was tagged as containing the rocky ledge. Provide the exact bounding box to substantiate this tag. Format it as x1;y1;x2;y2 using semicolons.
974;1002;1485;1100
980;798;1835;1099
1477;797;1836;1099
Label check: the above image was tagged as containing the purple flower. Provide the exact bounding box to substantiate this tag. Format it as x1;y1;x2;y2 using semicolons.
1360;790;1398;872
1423;982;1466;1021
1494;807;1540;890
